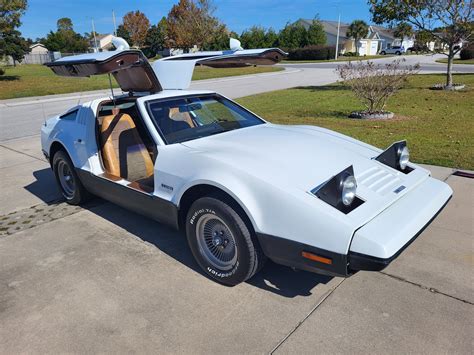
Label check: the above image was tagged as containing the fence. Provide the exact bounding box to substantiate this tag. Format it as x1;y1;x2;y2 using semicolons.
2;52;86;66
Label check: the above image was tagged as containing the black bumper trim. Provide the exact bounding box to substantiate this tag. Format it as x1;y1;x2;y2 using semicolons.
256;233;349;277
348;195;452;272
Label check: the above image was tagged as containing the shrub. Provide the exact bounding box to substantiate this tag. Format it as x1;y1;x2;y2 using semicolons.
288;45;336;60
0;68;4;76
336;59;420;113
459;45;474;60
343;52;357;57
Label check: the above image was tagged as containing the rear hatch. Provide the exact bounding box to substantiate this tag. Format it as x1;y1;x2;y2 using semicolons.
46;50;162;93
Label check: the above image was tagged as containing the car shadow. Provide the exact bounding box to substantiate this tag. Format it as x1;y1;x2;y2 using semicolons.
26;168;332;298
24;168;63;204
85;201;332;298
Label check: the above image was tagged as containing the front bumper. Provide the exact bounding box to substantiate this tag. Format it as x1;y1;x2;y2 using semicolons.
257;176;452;277
348;176;453;267
348;195;451;272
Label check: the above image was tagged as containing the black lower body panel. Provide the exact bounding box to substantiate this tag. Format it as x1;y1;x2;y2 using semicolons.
256;233;349;277
76;169;179;229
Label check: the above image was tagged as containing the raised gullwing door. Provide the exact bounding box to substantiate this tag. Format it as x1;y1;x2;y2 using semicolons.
46;37;287;92
45;37;162;93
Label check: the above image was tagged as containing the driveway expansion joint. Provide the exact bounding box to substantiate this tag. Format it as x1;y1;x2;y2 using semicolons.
379;271;473;305
0;143;47;163
269;279;345;354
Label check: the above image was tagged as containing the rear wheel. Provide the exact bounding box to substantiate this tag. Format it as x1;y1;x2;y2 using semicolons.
186;195;264;286
380;51;386;55
52;150;89;205
396;51;401;55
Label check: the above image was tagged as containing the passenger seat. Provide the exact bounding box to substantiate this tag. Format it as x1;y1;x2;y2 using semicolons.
100;112;154;183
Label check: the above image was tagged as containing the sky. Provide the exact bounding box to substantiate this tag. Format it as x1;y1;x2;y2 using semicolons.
19;0;374;40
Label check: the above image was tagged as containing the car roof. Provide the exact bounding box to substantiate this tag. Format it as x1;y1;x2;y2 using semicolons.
137;89;217;103
89;89;217;106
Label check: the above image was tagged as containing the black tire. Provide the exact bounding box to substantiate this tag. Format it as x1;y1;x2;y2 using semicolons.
186;195;265;286
380;51;386;55
52;150;89;205
396;51;401;55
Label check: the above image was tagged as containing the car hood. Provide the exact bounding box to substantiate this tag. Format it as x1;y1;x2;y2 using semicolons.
182;124;381;190
181;123;431;225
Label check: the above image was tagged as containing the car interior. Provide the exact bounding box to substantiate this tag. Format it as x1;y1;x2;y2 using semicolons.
96;99;158;194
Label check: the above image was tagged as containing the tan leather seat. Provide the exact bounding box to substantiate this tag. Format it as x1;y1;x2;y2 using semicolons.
100;113;154;182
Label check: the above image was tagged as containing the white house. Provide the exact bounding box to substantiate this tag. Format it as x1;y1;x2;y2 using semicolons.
90;34;114;52
29;43;49;54
296;19;414;55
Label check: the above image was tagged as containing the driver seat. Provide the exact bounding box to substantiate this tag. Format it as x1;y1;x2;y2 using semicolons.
100;112;154;182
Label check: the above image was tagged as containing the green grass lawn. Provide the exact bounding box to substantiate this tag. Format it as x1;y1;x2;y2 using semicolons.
283;55;392;63
435;58;474;65
0;64;283;100
237;74;474;170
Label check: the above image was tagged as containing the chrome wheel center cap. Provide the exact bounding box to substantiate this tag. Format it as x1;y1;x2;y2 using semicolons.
212;232;223;247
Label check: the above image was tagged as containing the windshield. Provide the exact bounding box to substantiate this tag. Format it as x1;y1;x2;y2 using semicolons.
147;94;264;144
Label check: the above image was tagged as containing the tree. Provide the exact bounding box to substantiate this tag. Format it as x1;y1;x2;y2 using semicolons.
0;29;28;65
264;28;278;47
337;59;419;114
415;29;434;51
166;0;223;51
240;26;266;48
278;22;308;49
0;0;27;33
40;18;88;53
369;0;473;88
123;11;150;48
116;24;131;44
202;24;232;50
307;18;326;46
393;22;413;40
0;0;28;67
240;26;279;49
143;17;168;57
346;20;369;56
57;17;73;32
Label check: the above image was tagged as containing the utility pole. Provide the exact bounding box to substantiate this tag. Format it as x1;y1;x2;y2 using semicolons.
335;13;341;60
91;19;98;52
112;10;117;36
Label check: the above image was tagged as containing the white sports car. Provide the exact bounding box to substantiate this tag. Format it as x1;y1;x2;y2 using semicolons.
41;38;452;285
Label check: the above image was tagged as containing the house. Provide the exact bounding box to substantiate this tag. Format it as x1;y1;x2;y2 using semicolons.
89;34;114;52
296;19;414;55
29;43;49;54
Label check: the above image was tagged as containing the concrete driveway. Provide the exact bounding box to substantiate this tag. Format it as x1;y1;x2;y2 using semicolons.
0;134;473;354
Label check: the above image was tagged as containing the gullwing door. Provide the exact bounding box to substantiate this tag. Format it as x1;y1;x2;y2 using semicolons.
46;50;162;93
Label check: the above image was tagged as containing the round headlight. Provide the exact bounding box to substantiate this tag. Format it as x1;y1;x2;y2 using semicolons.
398;146;410;170
341;175;357;206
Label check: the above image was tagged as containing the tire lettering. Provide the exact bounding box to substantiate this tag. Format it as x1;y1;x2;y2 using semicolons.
207;261;239;278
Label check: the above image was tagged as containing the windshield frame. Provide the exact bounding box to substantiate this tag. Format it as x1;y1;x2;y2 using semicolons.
144;93;266;145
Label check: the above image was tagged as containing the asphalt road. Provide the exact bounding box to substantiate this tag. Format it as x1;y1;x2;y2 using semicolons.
1;54;472;142
282;53;474;72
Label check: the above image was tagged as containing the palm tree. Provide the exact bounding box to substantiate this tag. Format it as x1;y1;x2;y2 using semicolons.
346;20;369;56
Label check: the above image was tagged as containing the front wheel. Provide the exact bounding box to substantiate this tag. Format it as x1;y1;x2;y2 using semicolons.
186;195;265;286
52;150;89;205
